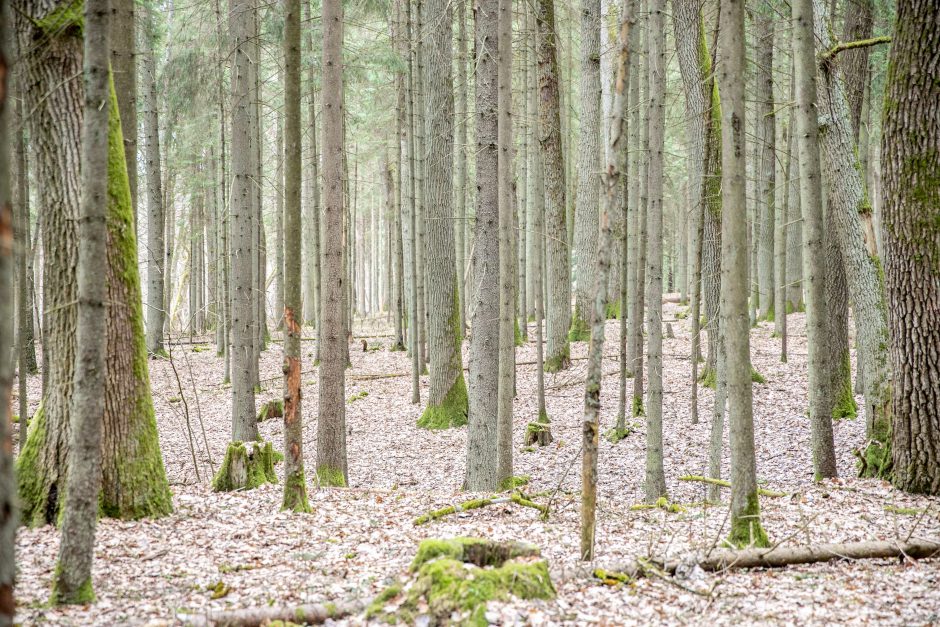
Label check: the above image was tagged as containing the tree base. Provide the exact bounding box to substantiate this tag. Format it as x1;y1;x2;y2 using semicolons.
417;376;468;430
212;441;278;492
524;421;553;447
257;399;283;422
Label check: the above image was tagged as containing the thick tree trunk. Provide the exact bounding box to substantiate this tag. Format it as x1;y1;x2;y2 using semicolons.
417;0;466;431
317;0;349;487
536;0;571;372
111;0;136;220
793;0;837;479
455;0;469;333
881;0;940;494
465;0;500;491
718;0;768;548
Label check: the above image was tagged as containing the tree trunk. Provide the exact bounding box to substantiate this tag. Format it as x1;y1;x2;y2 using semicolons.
303;2;321;329
629;6;648;416
417;0;466;431
793;0;837;479
111;0;137;221
228;0;259;444
644;0;666;502
455;0;469;333
281;0;310;512
274;105;285;330
0;2;18;617
881;0;940;494
317;0;349;487
812;0;891;457
571;0;602;340
755;9;775;322
465;0;500;491
53;0;110;602
718;0;769;548
536;0;571;372
144;6;166;356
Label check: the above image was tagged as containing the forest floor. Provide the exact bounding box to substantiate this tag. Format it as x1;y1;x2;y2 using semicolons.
11;299;940;626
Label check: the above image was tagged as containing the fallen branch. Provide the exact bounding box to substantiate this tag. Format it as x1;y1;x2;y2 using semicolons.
679;475;787;498
177;600;360;626
819;36;891;60
413;493;548;526
604;539;940;578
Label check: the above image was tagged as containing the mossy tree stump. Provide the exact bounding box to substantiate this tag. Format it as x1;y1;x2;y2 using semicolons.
367;538;555;626
257;399;284;422
212;441;278;492
524;420;553;447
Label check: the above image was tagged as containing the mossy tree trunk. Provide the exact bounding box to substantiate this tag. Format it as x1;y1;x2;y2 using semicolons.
881;0;940;494
718;0;769;548
417;0;467;432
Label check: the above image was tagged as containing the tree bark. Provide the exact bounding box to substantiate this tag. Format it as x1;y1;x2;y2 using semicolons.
303;2;321;329
317;0;349;487
144;6;166;356
53;0;110;602
536;0;572;372
793;0;837;479
755;8;775;321
110;0;136;220
718;0;769;548
881;0;940;494
465;0;500;491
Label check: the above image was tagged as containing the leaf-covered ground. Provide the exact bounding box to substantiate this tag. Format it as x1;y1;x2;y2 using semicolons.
12;302;940;625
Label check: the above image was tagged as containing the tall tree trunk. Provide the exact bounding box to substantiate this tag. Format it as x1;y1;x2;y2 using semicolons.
274;105;285;330
537;0;572;372
718;0;769;548
793;0;837;479
841;0;873;139
0;0;18;616
144;6;166;356
755;9;775;321
281;0;310;511
455;0;469;333
53;0;110;602
571;0;602;340
417;0;467;431
317;0;348;487
303;1;321;329
496;0;514;484
228;0;259;444
629;4;648;415
465;0;500;491
881;0;940;495
644;0;666;502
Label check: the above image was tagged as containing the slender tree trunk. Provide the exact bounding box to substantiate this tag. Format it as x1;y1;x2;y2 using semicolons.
111;0;137;221
281;0;310;511
629;5;648;416
455;0;469;333
303;1;321;329
465;0;500;491
755;9;775;321
643;0;666;502
881;0;940;494
718;0;769;548
793;0;837;479
317;0;348;487
274;105;285;330
144;6;166;356
571;0;602;340
536;0;571;372
774;116;791;361
0;2;17;617
495;0;514;483
53;0;110;602
417;0;466;431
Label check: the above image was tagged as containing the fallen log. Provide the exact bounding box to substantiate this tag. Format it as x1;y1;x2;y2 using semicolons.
413;493;548;526
177;601;360;626
678;474;787;498
603;539;940;579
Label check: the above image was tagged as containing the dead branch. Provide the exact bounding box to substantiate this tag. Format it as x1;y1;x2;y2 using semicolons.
413;493;548;526
177;601;360;626
679;475;787;498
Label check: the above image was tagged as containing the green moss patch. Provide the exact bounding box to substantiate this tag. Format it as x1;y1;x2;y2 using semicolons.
567;311;591;342
346;390;369;404
417;374;468;430
544;344;570;373
212;441;278;492
726;492;770;548
257;399;284;422
368;538;555;626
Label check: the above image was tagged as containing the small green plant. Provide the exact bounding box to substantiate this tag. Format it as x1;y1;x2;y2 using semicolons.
346;390;369;404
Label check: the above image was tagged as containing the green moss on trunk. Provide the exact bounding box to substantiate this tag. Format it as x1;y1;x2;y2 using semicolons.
831;354;858;420
281;470;311;513
212;441;277;492
50;565;95;606
316;465;347;487
258;399;284;421
544;343;570;373
417;374;468;430
727;492;770;548
567;308;591;342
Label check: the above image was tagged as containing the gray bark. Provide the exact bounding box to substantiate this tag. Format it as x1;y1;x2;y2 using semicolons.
144;6;166;355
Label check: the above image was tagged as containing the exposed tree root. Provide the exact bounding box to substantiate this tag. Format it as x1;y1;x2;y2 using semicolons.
413;492;548;526
177;600;360;626
679;475;787;498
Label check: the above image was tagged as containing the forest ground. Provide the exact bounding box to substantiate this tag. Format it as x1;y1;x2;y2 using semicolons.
12;299;940;626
